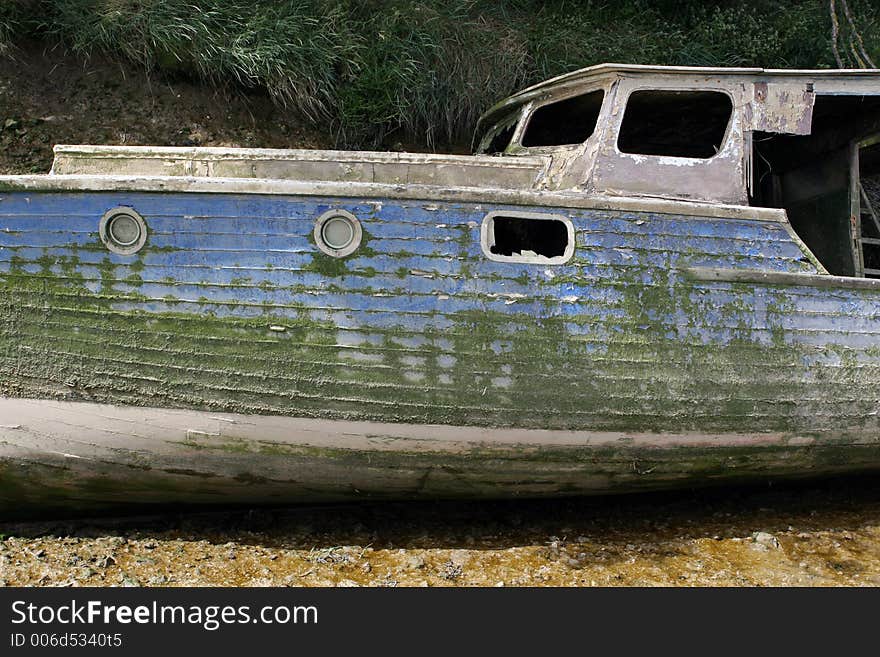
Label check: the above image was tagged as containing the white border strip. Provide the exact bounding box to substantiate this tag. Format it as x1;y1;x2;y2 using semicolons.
0;174;789;223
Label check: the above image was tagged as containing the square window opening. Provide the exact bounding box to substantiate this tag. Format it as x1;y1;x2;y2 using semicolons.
617;90;732;158
487;214;571;261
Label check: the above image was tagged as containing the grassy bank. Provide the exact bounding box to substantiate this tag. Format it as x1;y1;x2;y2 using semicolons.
1;1;878;149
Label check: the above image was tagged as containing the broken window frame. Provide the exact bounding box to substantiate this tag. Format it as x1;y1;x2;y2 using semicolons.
515;87;608;152
614;86;736;161
475;112;523;155
480;210;575;265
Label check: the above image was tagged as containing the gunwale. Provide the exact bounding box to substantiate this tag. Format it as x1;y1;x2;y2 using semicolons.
0;172;788;222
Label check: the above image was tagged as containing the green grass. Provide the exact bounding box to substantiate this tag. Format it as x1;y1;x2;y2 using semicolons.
1;1;878;148
0;0;31;57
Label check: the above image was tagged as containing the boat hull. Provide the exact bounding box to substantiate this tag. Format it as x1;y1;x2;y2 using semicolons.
2;185;880;512
3;397;880;515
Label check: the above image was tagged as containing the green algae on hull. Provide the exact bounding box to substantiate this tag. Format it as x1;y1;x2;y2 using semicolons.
3;191;880;509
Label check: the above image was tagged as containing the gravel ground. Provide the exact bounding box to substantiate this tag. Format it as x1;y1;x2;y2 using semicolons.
2;476;880;587
2;44;880;588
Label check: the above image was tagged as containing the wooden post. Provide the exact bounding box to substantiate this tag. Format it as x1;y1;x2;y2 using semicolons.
851;140;865;277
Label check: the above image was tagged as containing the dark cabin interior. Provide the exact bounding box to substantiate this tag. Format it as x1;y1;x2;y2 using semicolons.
750;95;880;277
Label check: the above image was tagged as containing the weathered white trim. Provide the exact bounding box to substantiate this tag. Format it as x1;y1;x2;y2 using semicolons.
1;396;877;511
2;397;830;453
684;266;880;290
50;144;551;193
0;174;789;222
52;144;548;169
492;63;880;108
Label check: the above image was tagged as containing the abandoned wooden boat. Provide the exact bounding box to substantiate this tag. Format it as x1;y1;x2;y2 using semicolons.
2;63;880;514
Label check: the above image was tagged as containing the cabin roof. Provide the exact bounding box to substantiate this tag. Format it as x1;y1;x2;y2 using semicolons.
478;63;880;130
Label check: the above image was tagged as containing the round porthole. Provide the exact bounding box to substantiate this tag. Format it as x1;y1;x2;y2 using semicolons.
314;209;362;258
100;207;148;255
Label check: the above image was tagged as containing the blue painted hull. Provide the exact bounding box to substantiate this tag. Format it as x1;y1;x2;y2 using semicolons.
1;189;879;509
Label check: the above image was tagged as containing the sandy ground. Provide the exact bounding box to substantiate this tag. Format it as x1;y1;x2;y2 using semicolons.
2;43;880;587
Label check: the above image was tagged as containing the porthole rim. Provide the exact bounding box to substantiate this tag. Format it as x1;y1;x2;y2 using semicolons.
99;207;148;256
314;209;363;258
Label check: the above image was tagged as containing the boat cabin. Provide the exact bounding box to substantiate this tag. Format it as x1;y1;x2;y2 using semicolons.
46;64;880;279
476;64;880;278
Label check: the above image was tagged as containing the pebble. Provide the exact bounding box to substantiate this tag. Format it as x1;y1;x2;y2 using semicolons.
752;532;781;549
449;550;469;566
405;555;426;570
439;560;463;581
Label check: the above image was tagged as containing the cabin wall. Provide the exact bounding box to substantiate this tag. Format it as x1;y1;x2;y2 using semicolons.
589;77;747;203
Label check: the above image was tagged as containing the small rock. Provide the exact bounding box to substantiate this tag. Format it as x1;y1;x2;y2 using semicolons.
405;555;426;570
439;560;463;581
752;532;780;549
449;550;470;566
361;562;372;574
336;579;359;587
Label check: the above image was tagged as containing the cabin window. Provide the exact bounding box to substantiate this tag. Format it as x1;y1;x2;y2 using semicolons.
481;211;574;264
617;90;732;158
521;90;605;148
